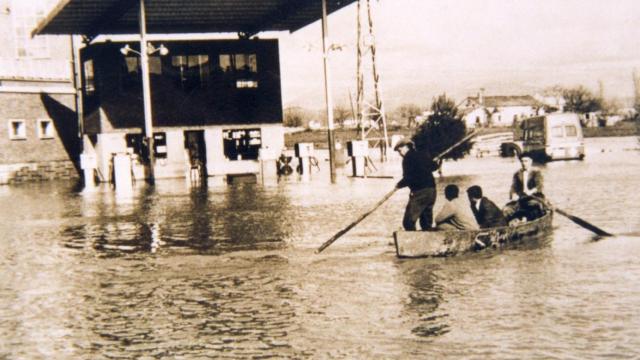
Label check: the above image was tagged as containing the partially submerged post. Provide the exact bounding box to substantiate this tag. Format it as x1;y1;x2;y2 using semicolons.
138;0;155;184
321;0;337;184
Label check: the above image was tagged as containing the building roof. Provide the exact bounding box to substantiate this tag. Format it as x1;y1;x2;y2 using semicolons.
34;0;357;37
466;95;540;108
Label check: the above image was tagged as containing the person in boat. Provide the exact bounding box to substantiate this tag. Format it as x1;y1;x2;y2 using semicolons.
435;184;479;231
466;185;508;228
504;156;546;221
394;139;440;231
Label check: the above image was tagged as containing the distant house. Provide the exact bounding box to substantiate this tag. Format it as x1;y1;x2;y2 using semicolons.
462;95;542;127
414;110;433;127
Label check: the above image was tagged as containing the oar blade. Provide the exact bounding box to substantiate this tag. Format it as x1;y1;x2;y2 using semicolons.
555;208;613;237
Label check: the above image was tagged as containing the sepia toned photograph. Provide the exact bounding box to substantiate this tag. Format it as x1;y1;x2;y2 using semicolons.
1;0;639;358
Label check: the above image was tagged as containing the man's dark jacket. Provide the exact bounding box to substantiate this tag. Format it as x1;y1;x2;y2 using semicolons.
471;197;508;228
396;148;439;192
511;169;544;198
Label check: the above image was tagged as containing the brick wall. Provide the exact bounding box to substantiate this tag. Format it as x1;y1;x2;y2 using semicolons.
0;160;78;184
0;90;81;183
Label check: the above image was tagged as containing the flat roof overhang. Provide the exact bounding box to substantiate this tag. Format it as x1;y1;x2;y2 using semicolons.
34;0;357;38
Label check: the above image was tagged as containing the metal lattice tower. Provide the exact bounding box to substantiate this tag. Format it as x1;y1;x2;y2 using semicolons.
355;0;389;161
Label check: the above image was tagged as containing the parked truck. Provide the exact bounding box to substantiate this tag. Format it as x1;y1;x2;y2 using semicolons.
500;113;585;161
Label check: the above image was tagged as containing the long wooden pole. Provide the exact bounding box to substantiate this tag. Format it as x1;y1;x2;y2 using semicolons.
316;131;478;253
321;0;337;183
139;0;155;184
316;188;397;253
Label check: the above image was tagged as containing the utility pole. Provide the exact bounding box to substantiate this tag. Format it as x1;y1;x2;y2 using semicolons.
321;0;337;183
139;0;155;184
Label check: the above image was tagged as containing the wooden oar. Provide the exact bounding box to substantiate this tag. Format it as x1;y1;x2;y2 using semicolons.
315;131;478;254
552;207;613;237
515;157;613;237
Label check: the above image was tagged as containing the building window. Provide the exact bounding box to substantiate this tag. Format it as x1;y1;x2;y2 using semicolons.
125;132;167;160
171;55;210;91
219;54;258;89
8;120;26;140
122;57;141;89
38;119;54;139
122;55;162;90
124;134;144;157
223;128;261;160
83;59;95;96
219;54;257;73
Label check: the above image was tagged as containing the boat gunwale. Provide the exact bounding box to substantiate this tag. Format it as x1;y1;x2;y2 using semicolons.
393;210;554;258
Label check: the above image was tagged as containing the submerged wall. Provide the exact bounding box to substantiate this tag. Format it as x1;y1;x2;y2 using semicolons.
0;89;80;184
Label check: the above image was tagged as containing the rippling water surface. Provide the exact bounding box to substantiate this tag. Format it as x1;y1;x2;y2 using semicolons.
1;137;639;359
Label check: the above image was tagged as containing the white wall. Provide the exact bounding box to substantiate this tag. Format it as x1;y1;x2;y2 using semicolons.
490;106;536;126
94;124;284;181
463;108;487;127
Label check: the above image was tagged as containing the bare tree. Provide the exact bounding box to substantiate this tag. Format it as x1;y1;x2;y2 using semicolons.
333;105;351;128
284;107;308;128
553;86;602;114
395;103;422;128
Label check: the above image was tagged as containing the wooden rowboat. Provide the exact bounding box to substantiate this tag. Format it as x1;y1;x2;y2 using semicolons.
393;211;553;258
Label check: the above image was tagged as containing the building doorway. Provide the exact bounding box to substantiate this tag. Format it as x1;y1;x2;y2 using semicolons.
184;130;207;180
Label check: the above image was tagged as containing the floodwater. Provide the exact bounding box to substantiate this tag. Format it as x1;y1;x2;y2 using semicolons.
1;137;639;359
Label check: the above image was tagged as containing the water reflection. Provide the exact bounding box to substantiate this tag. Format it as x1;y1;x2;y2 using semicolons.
73;256;303;358
395;259;449;338
61;180;293;257
1;138;640;358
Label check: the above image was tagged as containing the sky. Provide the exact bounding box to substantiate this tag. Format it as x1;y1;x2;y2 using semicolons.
277;0;640;109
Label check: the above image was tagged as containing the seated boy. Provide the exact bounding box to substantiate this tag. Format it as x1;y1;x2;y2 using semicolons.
435;185;479;230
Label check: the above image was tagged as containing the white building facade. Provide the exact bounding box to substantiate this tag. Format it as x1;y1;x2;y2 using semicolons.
462;95;542;128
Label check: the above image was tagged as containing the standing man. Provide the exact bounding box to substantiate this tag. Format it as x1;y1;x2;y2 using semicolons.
506;156;546;221
467;185;507;228
394;139;440;231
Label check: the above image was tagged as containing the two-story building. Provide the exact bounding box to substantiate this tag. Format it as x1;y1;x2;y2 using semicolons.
0;0;80;184
80;39;285;182
31;0;357;185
